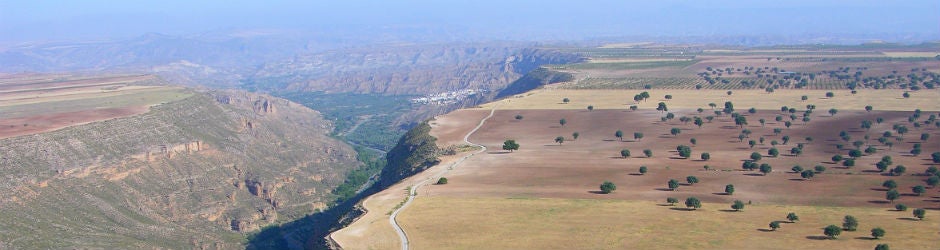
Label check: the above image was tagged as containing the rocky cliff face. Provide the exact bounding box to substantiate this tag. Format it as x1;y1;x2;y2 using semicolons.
246;44;582;95
377;122;439;189
0;90;358;248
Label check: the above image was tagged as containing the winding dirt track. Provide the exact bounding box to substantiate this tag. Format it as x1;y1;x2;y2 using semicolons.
388;105;497;250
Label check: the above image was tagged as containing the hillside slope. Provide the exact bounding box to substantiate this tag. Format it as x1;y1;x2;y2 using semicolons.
0;90;358;248
247;44;582;95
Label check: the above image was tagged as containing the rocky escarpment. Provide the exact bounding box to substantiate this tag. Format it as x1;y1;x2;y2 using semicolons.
0;90;358;249
376;121;439;189
246;44;583;95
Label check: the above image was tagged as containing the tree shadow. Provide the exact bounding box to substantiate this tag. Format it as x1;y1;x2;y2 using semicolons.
756;228;775;232
628;173;645;176
655;188;676;191
861;170;881;173
668;207;696;211
854;236;877;240
805;236;831;240
868;200;890;204
712;192;731;195
788;178;806;181
718;209;741;213
897;217;920;221
602;139;616;142
487;151;510;155
870;188;889;191
656;204;676;207
744;173;766;176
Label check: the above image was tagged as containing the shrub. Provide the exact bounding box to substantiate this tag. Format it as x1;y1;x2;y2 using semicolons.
895;204;907;211
824;225;842;239
666;197;678;205
843;215;858;231
871;227;885;239
685;197;702;210
599;181;617;194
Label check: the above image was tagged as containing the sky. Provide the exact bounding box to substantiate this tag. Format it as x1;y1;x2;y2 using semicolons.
1;0;938;44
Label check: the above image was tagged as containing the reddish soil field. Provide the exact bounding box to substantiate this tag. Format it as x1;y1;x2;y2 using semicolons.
0;75;153;92
428;108;940;209
0;106;147;139
428;109;492;147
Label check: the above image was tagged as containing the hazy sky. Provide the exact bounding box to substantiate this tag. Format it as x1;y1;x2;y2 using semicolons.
2;0;938;44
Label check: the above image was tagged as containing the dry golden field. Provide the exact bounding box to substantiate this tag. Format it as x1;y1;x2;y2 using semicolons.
401;197;939;250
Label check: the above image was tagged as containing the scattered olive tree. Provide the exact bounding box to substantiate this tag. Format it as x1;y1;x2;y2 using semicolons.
599;181;617;194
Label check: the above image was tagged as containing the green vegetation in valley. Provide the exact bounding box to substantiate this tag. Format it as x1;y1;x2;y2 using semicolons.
330;146;387;203
279;91;419;151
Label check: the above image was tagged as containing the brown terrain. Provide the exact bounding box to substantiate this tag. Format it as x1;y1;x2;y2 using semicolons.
0;74;359;248
429;108;938;207
0;74;180;138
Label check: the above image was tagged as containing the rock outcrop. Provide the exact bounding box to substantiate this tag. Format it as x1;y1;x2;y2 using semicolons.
0;89;358;248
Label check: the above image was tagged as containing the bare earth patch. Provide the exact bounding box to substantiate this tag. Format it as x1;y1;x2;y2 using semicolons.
479;88;940;112
395;105;940;249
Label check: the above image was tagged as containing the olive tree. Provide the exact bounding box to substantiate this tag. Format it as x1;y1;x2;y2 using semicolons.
686;176;699;185
824;225;842;239
913;208;926;220
502;139;520;152
843;215;858;231
787;212;799;223
882;180;898;190
760;164;773;175
731;200;745;211
668;179;680;191
599;181;616;194
769;221;781;231
886;189;900;203
895;204;908;211
871;227;885;239
791;165;804;173
912;185;926;196
685;197;702;210
801;170;815;180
